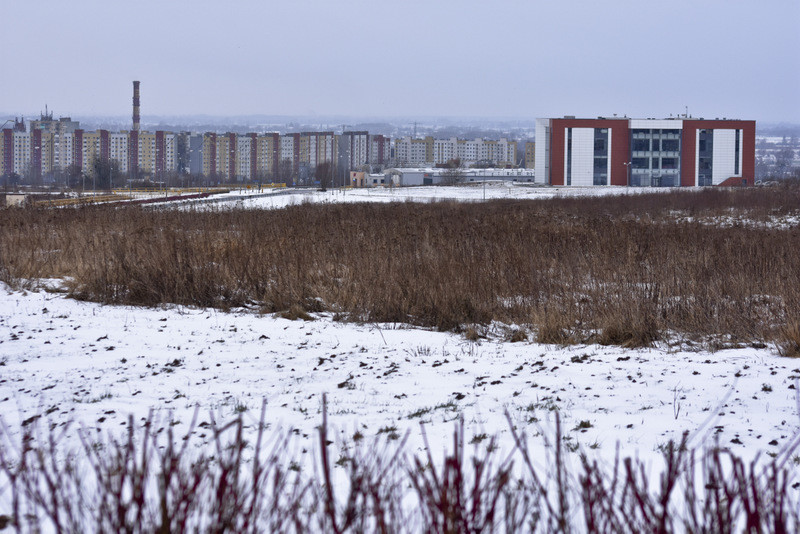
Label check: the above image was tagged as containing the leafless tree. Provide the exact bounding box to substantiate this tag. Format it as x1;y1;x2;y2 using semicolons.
440;158;465;185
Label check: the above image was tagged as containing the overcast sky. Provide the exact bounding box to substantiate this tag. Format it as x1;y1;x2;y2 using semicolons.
2;0;798;123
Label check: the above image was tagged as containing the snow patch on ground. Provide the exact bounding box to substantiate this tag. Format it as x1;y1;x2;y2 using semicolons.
2;284;798;467
174;183;673;211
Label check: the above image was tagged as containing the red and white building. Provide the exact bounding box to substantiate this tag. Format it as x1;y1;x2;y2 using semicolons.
535;117;755;187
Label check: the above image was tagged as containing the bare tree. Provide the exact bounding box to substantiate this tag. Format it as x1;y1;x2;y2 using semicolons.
440;158;465;185
315;162;332;191
277;158;294;186
91;156;121;190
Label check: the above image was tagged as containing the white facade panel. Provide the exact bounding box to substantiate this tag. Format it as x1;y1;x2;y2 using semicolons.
534;119;550;185
695;134;700;186
712;129;737;185
570;127;594;186
629;119;684;130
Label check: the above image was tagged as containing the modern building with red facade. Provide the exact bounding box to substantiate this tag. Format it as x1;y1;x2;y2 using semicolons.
535;117;755;187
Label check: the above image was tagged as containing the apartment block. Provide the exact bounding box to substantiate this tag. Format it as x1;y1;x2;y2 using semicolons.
394;136;516;167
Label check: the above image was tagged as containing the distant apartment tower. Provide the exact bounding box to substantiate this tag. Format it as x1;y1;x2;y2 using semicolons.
524;142;535;169
339;131;392;170
535;116;755;186
394;136;517;167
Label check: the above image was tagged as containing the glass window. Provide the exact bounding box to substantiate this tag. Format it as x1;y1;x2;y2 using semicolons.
594;157;607;170
651;139;660;151
651;158;659;169
699;140;706;152
633;139;649;151
632;157;648;169
662;139;679;151
662;157;677;169
594;139;605;151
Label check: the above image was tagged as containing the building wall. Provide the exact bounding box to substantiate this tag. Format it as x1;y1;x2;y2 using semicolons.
525;142;535;169
548;118;630;186
711;129;737;185
535;119;550;184
110;133;128;173
544;117;754;187
567;128;594;186
681;120;755;186
1;129;13;176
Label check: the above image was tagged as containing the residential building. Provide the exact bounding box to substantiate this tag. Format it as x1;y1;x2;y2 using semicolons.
393;136;517;167
525;141;535;169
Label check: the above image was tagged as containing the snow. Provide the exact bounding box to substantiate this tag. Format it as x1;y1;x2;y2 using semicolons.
2;283;798;469
173;183;674;211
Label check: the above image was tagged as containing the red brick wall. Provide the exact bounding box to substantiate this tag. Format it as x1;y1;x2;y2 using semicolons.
549;119;630;186
682;120;756;186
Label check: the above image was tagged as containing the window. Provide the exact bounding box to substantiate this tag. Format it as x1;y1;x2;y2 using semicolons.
633;139;649;152
566;128;572;185
651;139;660;151
632;157;648;169
651;158;659;169
662;139;679;151
662;157;677;169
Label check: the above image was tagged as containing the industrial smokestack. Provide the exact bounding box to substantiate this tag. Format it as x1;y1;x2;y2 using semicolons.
132;80;140;131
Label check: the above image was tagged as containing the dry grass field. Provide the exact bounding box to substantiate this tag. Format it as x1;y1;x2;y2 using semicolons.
2;184;799;350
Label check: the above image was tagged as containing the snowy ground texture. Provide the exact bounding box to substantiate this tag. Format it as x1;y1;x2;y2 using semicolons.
175;182;673;211
2;282;799;469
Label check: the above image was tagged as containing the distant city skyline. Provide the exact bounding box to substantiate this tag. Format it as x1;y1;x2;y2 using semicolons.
3;1;799;123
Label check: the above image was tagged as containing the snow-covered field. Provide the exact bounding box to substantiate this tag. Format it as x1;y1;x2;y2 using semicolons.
176;182;673;211
2;282;798;468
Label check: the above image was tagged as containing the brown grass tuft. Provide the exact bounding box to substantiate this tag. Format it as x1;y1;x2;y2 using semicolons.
776;321;800;357
507;328;528;343
535;311;578;345
279;304;314;321
596;307;660;348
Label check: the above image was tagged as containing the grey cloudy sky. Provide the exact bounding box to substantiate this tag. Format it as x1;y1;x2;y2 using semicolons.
2;0;799;122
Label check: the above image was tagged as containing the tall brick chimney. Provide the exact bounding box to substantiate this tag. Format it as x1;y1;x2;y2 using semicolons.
132;80;140;132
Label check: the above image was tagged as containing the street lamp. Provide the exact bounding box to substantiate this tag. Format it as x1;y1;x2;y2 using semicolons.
623;161;632;187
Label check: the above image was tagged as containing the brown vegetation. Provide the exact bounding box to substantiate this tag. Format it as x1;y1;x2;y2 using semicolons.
1;184;799;347
0;403;797;532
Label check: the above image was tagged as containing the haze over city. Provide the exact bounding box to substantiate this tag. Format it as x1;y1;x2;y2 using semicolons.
3;0;799;123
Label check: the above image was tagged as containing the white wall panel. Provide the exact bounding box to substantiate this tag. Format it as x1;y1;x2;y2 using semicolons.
629;119;684;130
570;127;594;186
712;129;737;185
535;119;549;184
695;134;700;186
737;129;743;178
